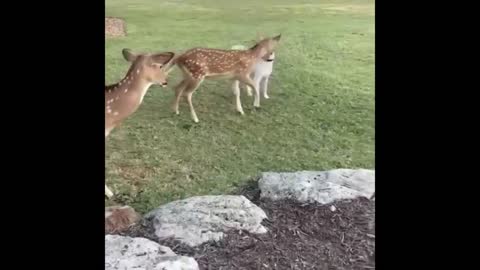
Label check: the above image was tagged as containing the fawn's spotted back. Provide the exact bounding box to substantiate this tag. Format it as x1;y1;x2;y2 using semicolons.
170;34;281;123
175;34;281;80
176;48;256;79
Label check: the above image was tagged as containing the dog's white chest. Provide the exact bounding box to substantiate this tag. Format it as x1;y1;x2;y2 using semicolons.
253;60;273;77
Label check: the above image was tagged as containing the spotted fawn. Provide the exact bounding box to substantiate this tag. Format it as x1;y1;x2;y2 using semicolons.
105;48;175;198
169;34;281;122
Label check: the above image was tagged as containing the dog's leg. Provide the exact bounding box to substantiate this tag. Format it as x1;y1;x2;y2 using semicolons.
232;80;245;114
245;72;254;96
262;76;270;99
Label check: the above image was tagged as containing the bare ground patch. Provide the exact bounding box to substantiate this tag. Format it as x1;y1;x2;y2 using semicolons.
106;17;126;38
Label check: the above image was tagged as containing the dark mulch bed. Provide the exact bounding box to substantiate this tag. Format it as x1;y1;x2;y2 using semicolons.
122;183;375;270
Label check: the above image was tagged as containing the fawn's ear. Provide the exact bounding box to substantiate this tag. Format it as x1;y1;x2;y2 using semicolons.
150;52;175;67
122;49;138;62
273;34;282;41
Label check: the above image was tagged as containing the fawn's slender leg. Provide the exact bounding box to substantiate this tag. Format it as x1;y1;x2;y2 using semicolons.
245;72;254;96
232;80;240;95
173;79;188;114
105;184;114;198
232;80;244;115
245;86;253;96
184;78;204;123
238;74;260;108
105;133;113;198
261;76;270;99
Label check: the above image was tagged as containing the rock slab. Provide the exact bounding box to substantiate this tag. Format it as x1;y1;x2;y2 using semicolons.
259;169;375;204
105;235;198;270
145;195;267;247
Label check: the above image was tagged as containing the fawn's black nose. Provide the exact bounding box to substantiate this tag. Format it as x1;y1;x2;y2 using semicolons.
161;82;168;87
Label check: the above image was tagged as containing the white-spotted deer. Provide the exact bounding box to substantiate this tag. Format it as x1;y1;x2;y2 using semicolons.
170;34;281;122
105;49;175;198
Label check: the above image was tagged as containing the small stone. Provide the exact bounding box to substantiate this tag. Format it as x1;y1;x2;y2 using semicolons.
105;205;141;234
330;205;337;212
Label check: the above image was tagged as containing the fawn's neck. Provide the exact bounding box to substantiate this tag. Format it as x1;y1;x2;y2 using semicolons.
106;66;152;98
105;67;153;115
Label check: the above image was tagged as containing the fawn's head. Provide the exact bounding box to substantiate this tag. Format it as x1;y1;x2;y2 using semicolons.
264;51;275;62
122;49;175;87
252;34;281;59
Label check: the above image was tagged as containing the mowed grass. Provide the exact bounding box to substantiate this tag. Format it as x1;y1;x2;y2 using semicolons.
105;0;375;213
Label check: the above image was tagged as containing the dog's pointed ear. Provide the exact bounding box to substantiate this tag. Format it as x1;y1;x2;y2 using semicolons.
273;34;282;41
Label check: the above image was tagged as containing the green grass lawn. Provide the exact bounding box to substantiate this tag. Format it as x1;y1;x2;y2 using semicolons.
105;0;375;213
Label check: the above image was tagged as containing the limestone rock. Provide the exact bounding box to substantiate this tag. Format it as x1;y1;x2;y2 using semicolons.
145;195;267;247
105;235;198;270
259;169;375;204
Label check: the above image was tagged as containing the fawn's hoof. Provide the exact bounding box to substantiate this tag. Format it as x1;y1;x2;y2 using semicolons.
105;185;114;198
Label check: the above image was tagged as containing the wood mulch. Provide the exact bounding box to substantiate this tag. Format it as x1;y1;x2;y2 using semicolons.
122;184;375;269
